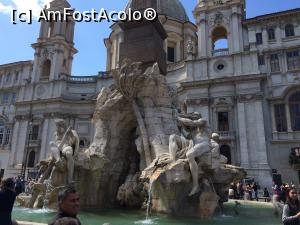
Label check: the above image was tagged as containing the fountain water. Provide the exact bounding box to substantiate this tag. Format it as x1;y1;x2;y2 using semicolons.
146;179;154;220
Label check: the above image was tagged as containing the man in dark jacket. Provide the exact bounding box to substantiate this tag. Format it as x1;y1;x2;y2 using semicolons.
49;187;81;225
0;178;20;225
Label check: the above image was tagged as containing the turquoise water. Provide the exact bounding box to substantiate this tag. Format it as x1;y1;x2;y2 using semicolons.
13;201;282;225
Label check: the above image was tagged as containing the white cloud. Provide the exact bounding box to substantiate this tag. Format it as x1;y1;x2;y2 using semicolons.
0;2;13;14
0;0;51;18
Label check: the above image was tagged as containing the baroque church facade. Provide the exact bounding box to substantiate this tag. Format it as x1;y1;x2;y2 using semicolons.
0;0;300;189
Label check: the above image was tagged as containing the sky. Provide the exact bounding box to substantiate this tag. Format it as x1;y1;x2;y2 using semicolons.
0;0;299;76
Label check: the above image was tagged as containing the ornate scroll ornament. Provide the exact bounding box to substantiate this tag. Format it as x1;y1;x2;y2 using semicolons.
36;84;47;97
209;12;229;27
42;48;54;59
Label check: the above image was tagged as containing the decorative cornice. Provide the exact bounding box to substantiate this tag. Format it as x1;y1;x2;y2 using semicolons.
244;8;300;25
179;74;267;92
236;92;264;102
185;98;210;106
15;115;31;121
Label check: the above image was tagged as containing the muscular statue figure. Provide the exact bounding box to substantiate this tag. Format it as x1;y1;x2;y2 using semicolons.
169;115;212;196
50;119;79;184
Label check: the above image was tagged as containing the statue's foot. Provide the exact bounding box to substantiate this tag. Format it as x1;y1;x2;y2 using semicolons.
188;185;200;196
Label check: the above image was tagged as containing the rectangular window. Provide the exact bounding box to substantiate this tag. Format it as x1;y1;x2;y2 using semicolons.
167;47;175;63
5;73;11;83
268;28;276;40
3;93;9;104
30;125;39;141
290;102;300;131
15;72;19;82
11;93;16;104
218;112;229;131
4;128;10;145
258;55;265;65
256;33;263;45
270;54;280;72
0;127;4;145
274;104;287;132
287;50;300;71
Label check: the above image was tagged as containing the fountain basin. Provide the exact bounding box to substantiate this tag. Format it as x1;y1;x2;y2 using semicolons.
13;200;281;225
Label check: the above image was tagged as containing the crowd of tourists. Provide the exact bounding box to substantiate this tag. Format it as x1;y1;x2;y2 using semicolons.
228;180;300;225
228;181;271;201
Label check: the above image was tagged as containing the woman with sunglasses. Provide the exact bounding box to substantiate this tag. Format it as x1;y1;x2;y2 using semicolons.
282;188;300;225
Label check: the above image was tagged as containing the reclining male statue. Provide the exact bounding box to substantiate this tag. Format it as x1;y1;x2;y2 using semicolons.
169;114;226;196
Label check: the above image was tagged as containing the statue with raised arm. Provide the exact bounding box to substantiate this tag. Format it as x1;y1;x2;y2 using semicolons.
50;119;79;184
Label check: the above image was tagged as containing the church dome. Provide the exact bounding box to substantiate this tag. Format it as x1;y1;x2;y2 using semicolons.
126;0;189;23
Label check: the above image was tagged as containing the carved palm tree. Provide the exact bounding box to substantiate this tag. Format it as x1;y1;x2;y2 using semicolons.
113;61;158;166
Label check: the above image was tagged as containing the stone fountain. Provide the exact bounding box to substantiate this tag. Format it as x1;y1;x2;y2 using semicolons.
17;17;245;219
17;60;245;218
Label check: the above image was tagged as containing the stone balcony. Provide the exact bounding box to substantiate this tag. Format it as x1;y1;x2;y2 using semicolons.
60;72;112;84
28;139;41;147
272;131;300;142
67;76;97;83
212;48;229;57
218;131;236;141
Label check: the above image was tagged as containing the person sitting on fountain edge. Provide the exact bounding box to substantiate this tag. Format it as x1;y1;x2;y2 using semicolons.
0;177;21;225
49;187;81;225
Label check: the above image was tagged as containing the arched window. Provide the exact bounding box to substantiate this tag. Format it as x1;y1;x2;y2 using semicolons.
289;92;300;131
285;24;295;37
27;151;36;168
212;27;228;56
220;145;231;164
41;60;51;80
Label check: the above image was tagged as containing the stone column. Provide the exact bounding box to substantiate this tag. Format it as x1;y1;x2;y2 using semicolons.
106;42;112;71
50;50;64;81
69;21;75;43
54;20;61;36
254;101;270;168
231;9;241;52
262;28;268;49
281;52;288;72
116;33;124;68
15;121;29;166
270;103;278;140
39;20;46;39
197;13;207;58
111;39;117;69
39;118;49;160
275;26;282;45
8;120;20;166
285;103;292;131
237;102;249;168
176;41;181;62
271;104;277;132
60;20;67;37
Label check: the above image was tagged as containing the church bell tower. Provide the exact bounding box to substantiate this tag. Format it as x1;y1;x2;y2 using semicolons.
31;0;77;82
